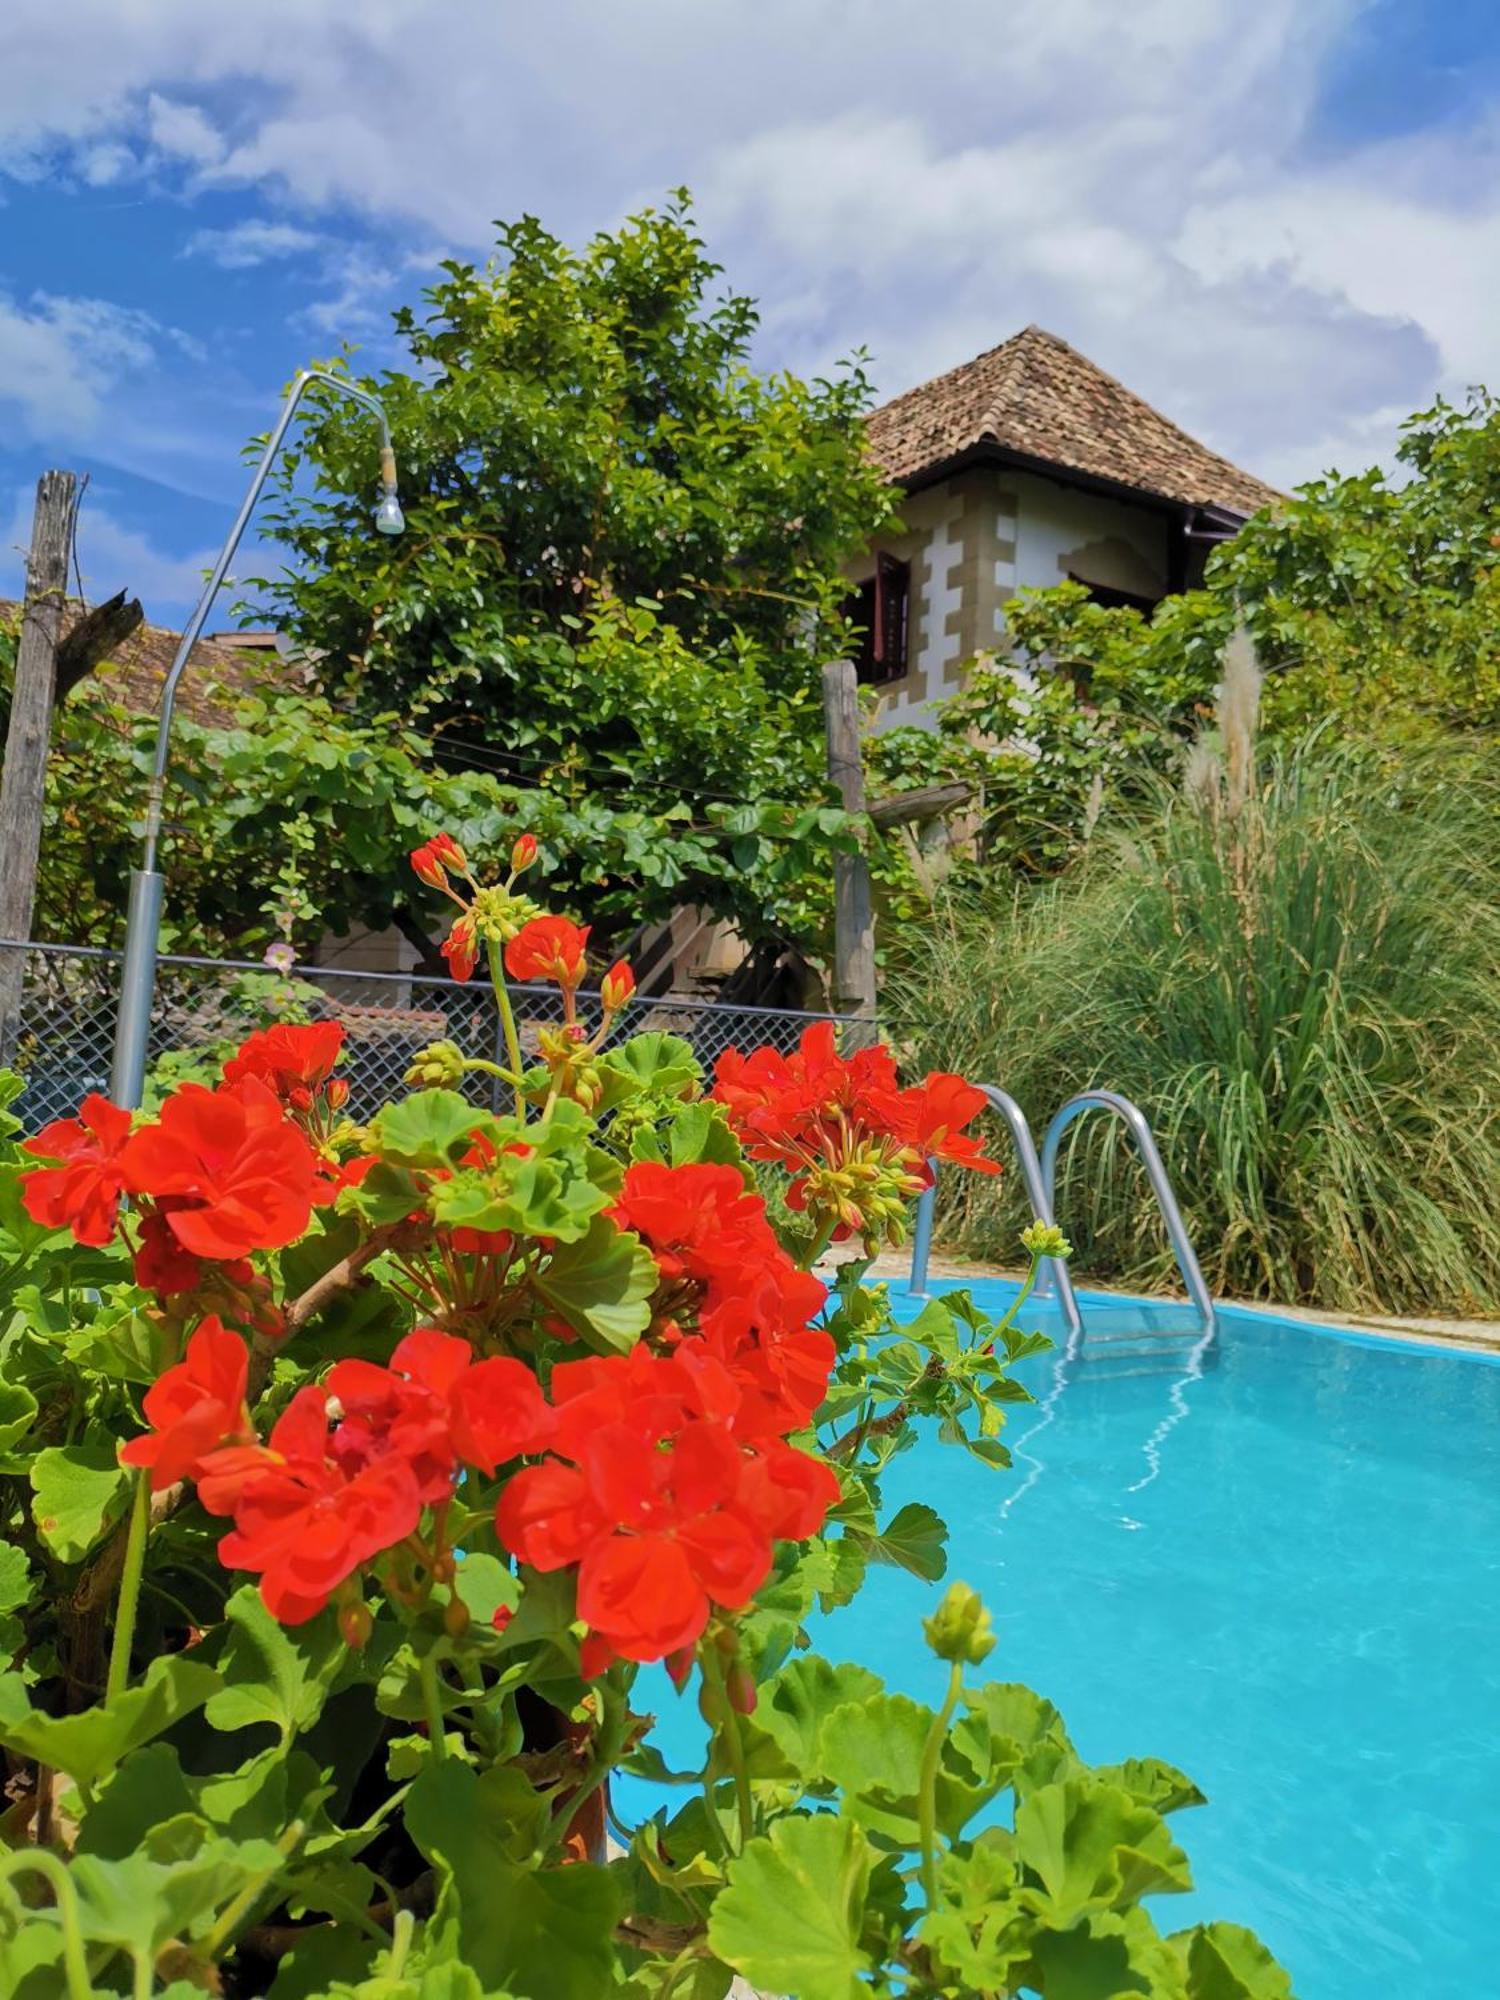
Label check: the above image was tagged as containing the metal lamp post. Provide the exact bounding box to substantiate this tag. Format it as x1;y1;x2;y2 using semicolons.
108;369;404;1109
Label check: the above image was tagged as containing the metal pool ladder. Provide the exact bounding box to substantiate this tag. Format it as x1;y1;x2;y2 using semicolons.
907;1085;1216;1351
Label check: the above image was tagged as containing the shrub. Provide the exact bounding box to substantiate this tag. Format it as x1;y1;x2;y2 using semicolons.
0;828;1291;1996
893;720;1500;1318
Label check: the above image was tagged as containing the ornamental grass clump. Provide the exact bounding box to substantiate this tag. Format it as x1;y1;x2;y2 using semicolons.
896;712;1500;1318
0;828;1290;1997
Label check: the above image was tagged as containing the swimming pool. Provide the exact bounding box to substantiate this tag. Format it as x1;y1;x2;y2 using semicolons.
624;1278;1500;1998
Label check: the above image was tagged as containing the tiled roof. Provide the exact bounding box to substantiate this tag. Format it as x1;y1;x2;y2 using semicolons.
0;601;280;725
866;325;1282;518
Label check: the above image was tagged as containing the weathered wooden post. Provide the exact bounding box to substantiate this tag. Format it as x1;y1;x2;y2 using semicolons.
820;658;877;1044
0;472;76;1061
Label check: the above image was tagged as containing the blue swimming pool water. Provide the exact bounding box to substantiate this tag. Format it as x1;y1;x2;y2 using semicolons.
620;1280;1500;1997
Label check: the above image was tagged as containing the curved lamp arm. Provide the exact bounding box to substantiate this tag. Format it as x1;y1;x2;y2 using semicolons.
110;369;401;1107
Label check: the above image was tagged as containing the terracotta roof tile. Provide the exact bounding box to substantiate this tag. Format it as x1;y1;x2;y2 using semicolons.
0;601;281;725
866;325;1282;518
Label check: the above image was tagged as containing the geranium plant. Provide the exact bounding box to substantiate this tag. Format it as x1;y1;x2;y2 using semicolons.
0;832;1293;1998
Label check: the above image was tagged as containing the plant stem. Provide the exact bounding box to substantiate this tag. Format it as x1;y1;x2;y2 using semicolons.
0;1851;91;2000
990;1248;1045;1340
485;940;526;1118
918;1661;963;1912
550;1680;627;1857
386;1908;415;1977
462;1056;526;1087
201;1820;305;1959
105;1466;151;1703
418;1649;449;1763
799;1213;837;1272
701;1646;754;1848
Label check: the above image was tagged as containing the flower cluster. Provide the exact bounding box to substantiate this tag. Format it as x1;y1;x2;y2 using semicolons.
497;1342;837;1669
713;1022;998;1245
611;1161;834;1436
22;1066;325;1299
135;1321;552;1623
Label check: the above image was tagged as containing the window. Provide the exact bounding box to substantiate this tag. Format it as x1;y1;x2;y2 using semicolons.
848;552;911;685
1066;572;1159;616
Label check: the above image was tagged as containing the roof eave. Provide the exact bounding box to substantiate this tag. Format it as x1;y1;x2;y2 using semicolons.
884;439;1255;525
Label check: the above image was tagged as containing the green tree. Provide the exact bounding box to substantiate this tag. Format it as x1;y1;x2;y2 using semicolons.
250;195;895;975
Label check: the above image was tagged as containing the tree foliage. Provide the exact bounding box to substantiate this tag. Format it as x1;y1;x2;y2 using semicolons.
869;389;1500;884
250;195;895;967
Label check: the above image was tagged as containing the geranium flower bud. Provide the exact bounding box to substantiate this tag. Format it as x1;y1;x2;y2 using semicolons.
600;959;635;1012
338;1598;374;1649
666;1646;695;1690
922;1580;996;1666
511;832;539;874
443;1595;471;1639
1020;1219;1072;1261
727;1666;758;1715
405;1038;468;1089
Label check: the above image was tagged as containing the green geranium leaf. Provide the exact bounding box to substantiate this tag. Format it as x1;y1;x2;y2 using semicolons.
0;1542;32;1613
1097;1756;1207;1816
205;1587;351;1748
369;1089;486;1168
336;1158;426;1227
406;1759;621;1998
1175;1922;1296;1998
0;1377;39;1455
708;1812;874;2000
820;1692;1005;1844
535;1217;657;1351
753;1655;883;1777
598;1032;701;1108
0;1653;220;1791
857;1500;948;1581
955;1682;1076;1794
65;1821;284;1964
1016;1778;1193;1928
666;1101;743;1167
28;1444;130;1562
427;1103;612;1244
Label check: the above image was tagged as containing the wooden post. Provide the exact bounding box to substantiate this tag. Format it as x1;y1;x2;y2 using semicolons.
820;658;877;1042
0;472;76;1060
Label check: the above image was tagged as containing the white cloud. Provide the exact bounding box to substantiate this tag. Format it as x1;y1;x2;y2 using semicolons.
0;0;1496;489
0;292;160;438
185;218;322;268
0;481;218;621
146;92;225;168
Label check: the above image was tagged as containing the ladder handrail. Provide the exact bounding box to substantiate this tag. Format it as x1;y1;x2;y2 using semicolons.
908;1084;1083;1344
1039;1089;1215;1336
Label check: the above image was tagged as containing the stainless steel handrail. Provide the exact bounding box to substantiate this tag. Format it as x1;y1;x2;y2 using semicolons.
1039;1089;1215;1338
907;1084;1083;1343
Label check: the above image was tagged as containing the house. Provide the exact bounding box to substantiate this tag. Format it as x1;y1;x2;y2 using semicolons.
849;325;1282;732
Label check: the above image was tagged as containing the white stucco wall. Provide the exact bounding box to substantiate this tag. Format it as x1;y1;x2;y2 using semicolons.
864;469;1171;735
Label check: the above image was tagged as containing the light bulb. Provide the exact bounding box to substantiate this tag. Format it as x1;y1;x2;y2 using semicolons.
374;487;405;537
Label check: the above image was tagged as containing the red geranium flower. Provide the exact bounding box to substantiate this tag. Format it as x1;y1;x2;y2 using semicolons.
711;1024;997;1243
21;1093;132;1246
600;960;635;1012
120;1078;318;1261
120;1316;254;1491
325;1327;552;1502
204;1385;424;1624
504;915;589;990
441;913;479;983
495;1344;836;1668
222;1021;345;1111
411;832;469;889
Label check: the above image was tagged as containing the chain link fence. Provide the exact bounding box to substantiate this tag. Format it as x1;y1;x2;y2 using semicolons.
0;940;857;1132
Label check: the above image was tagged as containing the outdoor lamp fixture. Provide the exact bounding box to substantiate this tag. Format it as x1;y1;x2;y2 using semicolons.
108;369;403;1109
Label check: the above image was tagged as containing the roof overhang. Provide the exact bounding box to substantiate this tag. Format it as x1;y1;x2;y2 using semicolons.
887;439;1250;529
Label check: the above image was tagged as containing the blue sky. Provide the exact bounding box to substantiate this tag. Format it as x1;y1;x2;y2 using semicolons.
1;0;1496;627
